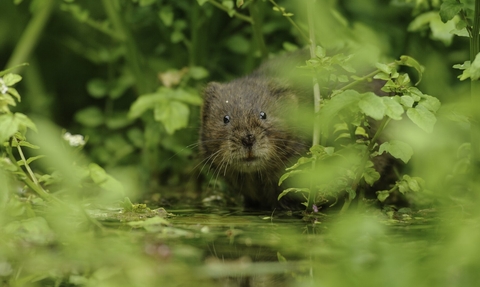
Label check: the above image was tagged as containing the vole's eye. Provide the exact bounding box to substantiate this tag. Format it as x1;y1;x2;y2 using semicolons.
223;115;230;124
260;111;267;120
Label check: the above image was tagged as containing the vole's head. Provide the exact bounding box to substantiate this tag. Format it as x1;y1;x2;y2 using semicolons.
199;76;305;175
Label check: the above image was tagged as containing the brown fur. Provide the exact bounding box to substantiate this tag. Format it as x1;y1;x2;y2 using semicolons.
199;74;308;209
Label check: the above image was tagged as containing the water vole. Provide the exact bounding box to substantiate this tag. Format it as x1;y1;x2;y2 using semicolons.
199;63;309;209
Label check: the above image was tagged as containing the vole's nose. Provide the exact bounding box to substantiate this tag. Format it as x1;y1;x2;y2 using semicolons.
242;134;256;147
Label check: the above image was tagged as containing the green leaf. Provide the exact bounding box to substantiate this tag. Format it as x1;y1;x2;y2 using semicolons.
419;95;441;113
154;100;189;134
189;66;209;80
128;94;163;119
159;6;174;26
407;105;437;133
0;114;18;142
170;88;202;105
278;170;304;186
2;73;22;86
319;90;361;131
400;96;415;108
408;11;437;32
358;92;385;120
453;61;469;70
429;14;456;46
379;140;414;163
197;0;209;5
86;78;107;98
377;190;390;202
17;155;45;166
382;97;404;120
403;175;421;192
236;0;244;7
363;166;380;186
7;88;21;102
88;163;125;194
0;113;36;142
439;0;464;22
315;46;326;58
225;35;250;54
277;187;310;200
396;56;424;85
75;106;104;127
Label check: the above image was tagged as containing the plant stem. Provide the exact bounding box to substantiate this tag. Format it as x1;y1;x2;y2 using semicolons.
248;1;268;59
306;0;320;212
6;140;59;203
14;137;39;186
268;0;310;44
337;69;381;93
470;0;480;168
207;0;253;23
5;0;56;73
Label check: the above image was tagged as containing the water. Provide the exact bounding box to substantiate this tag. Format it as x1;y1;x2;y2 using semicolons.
126;206;464;287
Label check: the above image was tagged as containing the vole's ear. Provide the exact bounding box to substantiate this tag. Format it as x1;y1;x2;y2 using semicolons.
203;82;222;99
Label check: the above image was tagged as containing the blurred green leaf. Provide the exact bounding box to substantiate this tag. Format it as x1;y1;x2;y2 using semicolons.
154;100;189;135
75;106;104;127
159;6;174;26
87;78;108;98
379;140;413;163
189;66;209;80
2;74;22;86
407;105;436;133
88;163;125;194
0;113;37;142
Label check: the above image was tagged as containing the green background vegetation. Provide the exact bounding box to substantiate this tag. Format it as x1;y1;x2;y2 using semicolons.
1;0;480;286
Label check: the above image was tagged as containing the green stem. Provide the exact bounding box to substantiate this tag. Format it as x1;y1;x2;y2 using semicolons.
306;0;320;212
6;140;59;203
248;1;268;59
268;0;310;44
5;0;56;73
207;0;253;23
337;69;381;93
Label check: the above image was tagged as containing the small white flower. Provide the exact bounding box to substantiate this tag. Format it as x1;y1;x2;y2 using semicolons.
63;132;86;147
0;78;7;94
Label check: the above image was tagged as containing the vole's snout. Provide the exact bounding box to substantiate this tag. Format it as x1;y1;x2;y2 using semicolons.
241;134;256;148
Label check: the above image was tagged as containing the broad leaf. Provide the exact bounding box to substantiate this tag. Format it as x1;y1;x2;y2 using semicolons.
358;92;385;120
154;100;189;134
382;97;404;120
407;105;437;133
439;0;464;22
379;140;414;163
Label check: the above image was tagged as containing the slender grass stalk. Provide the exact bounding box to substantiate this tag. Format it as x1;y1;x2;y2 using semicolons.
5;0;55;73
